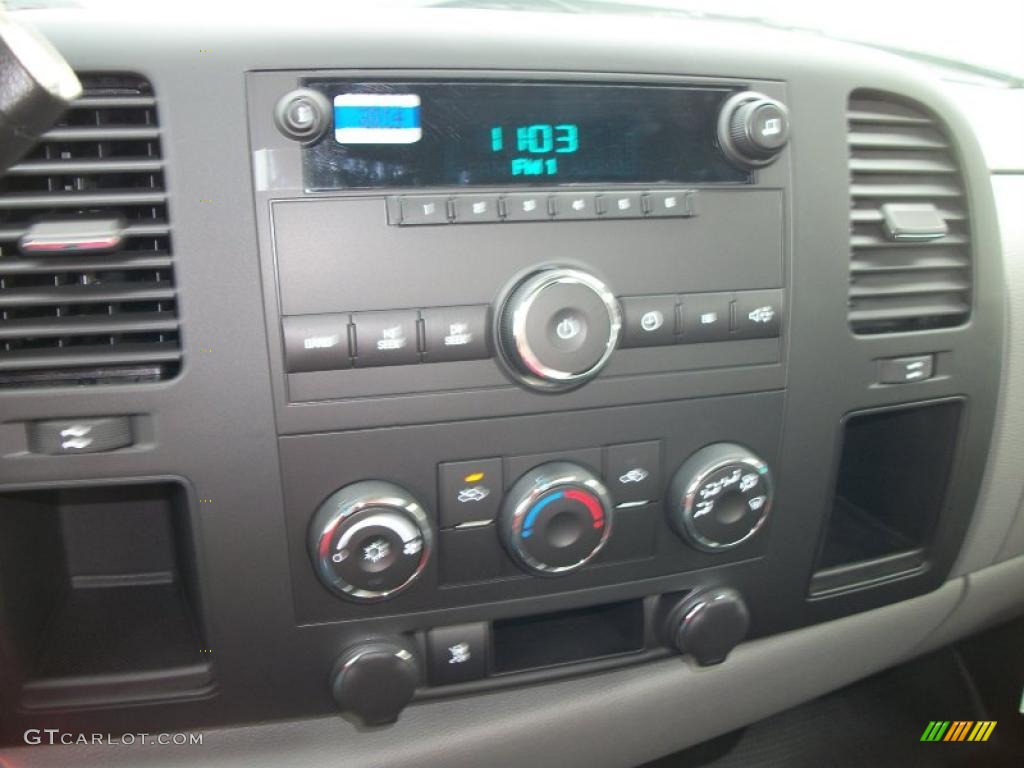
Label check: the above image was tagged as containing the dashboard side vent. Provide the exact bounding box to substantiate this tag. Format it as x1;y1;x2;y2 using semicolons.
846;90;970;335
0;73;179;388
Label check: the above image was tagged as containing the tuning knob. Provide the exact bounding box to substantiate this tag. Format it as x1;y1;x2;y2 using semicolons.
500;461;614;575
330;639;418;725
309;481;432;602
664;588;750;666
667;443;772;551
717;91;790;168
497;267;621;391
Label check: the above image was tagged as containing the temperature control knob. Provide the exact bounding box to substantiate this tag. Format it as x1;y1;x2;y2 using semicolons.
309;480;432;602
500;462;613;575
717;91;790;168
667;443;772;551
497;267;622;391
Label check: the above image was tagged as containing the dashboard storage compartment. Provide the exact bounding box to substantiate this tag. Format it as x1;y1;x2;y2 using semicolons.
811;401;963;595
492;599;644;674
0;481;212;710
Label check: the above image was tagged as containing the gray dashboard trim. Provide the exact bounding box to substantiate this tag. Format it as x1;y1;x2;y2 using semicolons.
0;577;966;767
953;175;1024;572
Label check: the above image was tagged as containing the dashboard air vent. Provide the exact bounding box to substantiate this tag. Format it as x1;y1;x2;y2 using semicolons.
0;73;179;387
846;90;970;334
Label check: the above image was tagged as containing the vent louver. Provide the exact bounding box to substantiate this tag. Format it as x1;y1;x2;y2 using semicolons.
846;90;971;334
0;73;179;388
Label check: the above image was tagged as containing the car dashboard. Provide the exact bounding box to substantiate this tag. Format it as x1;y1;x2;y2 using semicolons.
0;5;1023;767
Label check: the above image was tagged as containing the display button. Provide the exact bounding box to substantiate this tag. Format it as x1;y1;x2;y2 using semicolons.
879;354;934;384
645;189;697;218
605;441;661;506
452;195;501;223
620;295;677;348
282;314;351;373
438;457;503;528
426;622;489;685
503;193;551;221
732;289;783;339
551;191;599;220
352;310;420;367
679;292;731;343
399;195;451;225
422;305;490;363
600;191;644;219
26;416;133;456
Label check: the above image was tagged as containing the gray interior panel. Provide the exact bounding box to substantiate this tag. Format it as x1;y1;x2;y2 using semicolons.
0;5;1020;765
0;578;964;768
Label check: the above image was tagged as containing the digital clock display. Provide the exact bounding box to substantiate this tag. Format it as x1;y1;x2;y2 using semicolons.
303;81;750;189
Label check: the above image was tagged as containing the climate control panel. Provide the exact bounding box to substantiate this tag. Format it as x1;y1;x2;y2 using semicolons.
306;440;774;603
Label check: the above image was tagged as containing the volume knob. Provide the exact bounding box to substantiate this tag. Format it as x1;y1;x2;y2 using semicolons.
497;267;621;392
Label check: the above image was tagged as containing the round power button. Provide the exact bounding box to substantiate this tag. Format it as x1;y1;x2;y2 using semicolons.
497;267;622;391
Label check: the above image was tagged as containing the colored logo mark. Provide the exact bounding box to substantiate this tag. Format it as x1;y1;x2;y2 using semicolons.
920;720;996;742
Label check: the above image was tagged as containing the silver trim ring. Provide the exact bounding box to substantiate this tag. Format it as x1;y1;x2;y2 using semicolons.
501;462;614;576
504;267;622;387
680;454;772;552
309;482;433;603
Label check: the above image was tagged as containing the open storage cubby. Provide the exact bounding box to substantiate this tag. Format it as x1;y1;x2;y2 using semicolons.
810;400;963;595
0;481;213;710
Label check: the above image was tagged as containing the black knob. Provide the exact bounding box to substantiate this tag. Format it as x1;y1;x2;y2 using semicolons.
500;461;614;575
497;267;621;392
665;588;749;666
274;88;332;144
309;481;432;602
717;91;790;168
331;639;418;726
667;443;772;551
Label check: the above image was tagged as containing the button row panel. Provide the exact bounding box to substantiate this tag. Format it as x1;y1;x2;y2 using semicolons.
283;305;490;373
389;189;698;226
283;290;782;374
620;289;783;348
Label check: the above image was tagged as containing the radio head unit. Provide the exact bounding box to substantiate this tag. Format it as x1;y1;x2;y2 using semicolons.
299;80;757;189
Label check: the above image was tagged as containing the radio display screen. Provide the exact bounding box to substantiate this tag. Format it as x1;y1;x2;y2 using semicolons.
302;81;751;189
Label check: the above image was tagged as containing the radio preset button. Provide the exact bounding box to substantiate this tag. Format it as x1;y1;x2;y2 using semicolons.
438;457;503;528
733;290;783;339
421;305;490;363
399;195;451;225
352;310;420;367
551;191;599;220
645;189;698;218
620;295;677;348
283;314;352;372
600;191;644;219
679;292;731;343
452;195;501;223
503;193;551;221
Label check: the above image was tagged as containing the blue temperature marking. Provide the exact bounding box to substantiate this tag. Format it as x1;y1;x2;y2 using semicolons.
522;492;563;539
